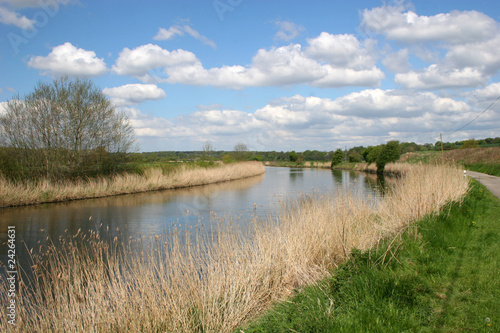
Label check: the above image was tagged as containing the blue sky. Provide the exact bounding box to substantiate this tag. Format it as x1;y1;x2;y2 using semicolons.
1;0;499;152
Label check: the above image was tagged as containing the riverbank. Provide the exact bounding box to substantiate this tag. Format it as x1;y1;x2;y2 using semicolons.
0;164;469;332
264;161;331;168
400;147;500;176
241;179;499;332
0;161;265;208
332;161;415;176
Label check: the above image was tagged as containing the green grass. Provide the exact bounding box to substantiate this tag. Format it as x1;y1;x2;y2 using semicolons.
464;163;500;177
331;161;358;169
240;180;499;332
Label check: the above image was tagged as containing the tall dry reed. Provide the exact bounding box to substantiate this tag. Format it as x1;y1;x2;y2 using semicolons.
0;161;265;207
0;164;469;332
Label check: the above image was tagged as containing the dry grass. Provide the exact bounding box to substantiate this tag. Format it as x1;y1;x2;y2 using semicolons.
353;162;378;173
442;147;500;164
353;162;417;175
303;161;332;168
0;161;265;208
0;164;469;332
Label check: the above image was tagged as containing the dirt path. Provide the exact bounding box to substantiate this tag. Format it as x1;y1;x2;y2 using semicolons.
466;171;500;199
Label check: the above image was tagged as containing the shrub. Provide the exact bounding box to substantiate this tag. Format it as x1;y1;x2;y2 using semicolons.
331;149;343;166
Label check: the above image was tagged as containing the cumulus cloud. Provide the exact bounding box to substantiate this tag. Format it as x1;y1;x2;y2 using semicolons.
163;43;384;88
361;5;498;44
274;21;304;41
103;84;166;107
126;87;484;151
116;32;385;89
444;35;500;74
395;65;488;89
154;24;216;49
112;44;198;82
305;32;377;69
465;83;500;113
28;42;108;77
469;83;500;100
363;5;500;89
382;49;410;73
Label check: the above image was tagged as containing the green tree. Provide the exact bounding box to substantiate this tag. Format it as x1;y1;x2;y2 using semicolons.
376;140;401;174
460;138;478;149
289;150;299;162
331;149;343;166
348;151;363;163
364;146;383;164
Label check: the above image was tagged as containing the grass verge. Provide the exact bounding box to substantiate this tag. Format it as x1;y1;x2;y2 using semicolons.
240;180;499;332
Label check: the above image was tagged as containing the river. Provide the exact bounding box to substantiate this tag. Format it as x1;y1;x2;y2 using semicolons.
0;167;385;272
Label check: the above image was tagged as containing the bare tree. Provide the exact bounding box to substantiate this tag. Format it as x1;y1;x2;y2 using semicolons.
202;140;214;153
0;77;136;179
201;140;214;162
233;142;249;161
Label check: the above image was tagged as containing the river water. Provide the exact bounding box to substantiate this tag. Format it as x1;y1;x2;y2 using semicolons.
0;167;384;271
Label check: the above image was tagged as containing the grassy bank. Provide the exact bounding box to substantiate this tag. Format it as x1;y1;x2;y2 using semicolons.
0;161;265;207
333;162;415;176
241;180;499;332
400;147;500;176
0;164;469;332
264;161;331;168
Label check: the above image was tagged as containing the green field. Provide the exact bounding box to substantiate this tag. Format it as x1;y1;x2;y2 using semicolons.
240;180;499;332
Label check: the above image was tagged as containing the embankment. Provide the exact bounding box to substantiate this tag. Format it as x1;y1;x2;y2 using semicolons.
242;179;498;332
0;163;469;332
0;161;265;208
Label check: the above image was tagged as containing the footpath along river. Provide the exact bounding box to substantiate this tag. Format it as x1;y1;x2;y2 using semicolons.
0;167;388;273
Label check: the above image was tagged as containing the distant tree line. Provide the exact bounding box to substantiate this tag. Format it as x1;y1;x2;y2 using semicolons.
133;137;498;167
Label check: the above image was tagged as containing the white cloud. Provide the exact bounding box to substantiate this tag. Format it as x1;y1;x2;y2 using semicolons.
168;43;382;88
311;66;384;88
0;6;33;28
122;86;497;151
361;5;498;44
469;82;500;100
103;84;166;107
122;107;178;138
305;32;377;69
363;5;500;89
154;24;216;49
382;49;410;73
28;42;108;77
154;26;184;40
112;44;198;82
465;82;500;110
395;65;488;89
444;35;500;75
274;21;304;41
0;0;72;29
115;32;384;89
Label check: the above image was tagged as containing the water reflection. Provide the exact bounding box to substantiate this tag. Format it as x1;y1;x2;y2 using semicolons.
0;167;388;273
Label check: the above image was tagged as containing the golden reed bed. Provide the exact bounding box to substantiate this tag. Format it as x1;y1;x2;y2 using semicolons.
0;161;265;207
0;163;469;332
